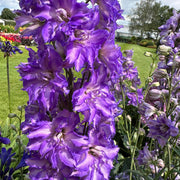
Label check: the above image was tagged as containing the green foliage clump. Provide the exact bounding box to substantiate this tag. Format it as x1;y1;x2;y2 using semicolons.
1;8;16;20
0;25;18;33
139;39;156;48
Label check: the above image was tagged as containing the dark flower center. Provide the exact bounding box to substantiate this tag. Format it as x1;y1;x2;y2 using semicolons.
160;124;169;133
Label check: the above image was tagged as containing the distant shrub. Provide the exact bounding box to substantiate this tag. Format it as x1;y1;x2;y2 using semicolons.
5;21;16;26
139;39;155;47
130;36;137;43
146;41;154;46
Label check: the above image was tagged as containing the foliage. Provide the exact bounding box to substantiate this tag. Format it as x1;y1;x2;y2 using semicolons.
129;0;173;39
0;25;20;33
139;39;155;47
1;8;16;20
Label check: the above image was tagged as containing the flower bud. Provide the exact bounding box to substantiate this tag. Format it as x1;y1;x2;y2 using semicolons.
126;115;131;122
162;89;169;96
157;159;165;168
159;55;166;61
153;69;167;79
151;82;160;87
149;164;158;174
8;113;17;118
18;106;22;111
148;89;162;100
158;45;171;55
16;135;23;145
139;128;145;136
144;51;152;57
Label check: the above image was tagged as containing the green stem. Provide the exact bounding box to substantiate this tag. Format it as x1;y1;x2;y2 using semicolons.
129;115;141;180
166;54;176;116
6;55;11;113
167;145;172;179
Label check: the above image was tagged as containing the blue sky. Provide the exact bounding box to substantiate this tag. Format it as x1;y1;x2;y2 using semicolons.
0;0;19;13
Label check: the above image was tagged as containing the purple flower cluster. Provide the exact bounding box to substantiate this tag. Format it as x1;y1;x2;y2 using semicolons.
0;131;29;180
16;0;125;179
0;41;22;57
113;49;143;106
139;10;180;148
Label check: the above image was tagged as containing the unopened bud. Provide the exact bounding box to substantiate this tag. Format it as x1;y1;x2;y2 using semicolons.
16;135;23;145
18;106;22;111
139;128;145;136
153;69;167;79
148;89;162;100
162;89;169;96
144;51;152;57
157;159;165;168
170;98;178;105
139;102;157;117
159;55;166;61
8;113;17;118
158;45;171;55
151;82;160;87
126;115;131;122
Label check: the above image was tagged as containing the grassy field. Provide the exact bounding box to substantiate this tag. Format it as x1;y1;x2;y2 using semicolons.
0;43;157;124
0;46;29;124
117;42;157;85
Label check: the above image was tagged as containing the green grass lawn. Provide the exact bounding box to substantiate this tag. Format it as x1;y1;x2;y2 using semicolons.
0;46;29;124
0;43;157;124
117;42;157;86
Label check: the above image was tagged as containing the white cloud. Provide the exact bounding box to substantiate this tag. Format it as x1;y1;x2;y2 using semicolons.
120;0;180;15
0;0;19;14
162;0;180;10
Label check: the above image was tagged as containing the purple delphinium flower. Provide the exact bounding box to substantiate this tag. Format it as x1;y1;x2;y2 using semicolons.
0;131;10;145
147;114;179;147
26;110;82;179
98;39;122;75
16;0;124;178
0;147;15;179
66;28;108;72
26;151;80;180
15;0;91;43
72;66;119;124
127;88;143;106
17;45;69;111
0;41;22;57
90;0;124;32
159;10;180;48
71;127;119;180
137;144;157;166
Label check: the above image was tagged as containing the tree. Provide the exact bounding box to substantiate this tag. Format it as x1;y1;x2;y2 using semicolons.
1;8;16;20
129;0;173;39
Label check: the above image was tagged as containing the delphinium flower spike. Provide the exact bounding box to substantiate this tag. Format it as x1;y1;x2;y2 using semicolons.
16;0;125;179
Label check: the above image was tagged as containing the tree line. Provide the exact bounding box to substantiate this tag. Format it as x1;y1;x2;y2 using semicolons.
129;0;180;40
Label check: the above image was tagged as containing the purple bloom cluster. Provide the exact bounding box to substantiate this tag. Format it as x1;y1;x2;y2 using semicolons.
0;131;29;180
139;10;180;148
113;49;143;106
0;41;22;57
16;0;126;179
